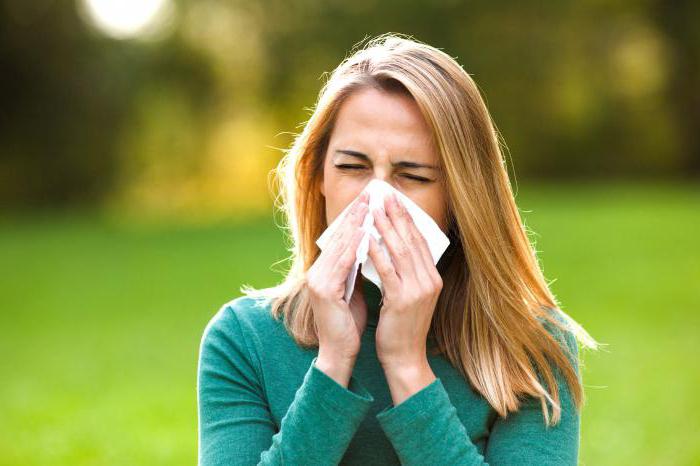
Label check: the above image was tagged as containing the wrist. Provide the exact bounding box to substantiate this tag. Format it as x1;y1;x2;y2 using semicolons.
318;345;358;366
381;357;433;381
315;350;357;388
381;358;436;406
378;349;428;373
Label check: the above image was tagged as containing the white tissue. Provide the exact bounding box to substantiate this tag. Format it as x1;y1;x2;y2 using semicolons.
316;179;450;303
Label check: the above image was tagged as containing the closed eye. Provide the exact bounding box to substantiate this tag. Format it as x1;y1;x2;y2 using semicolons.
335;164;433;183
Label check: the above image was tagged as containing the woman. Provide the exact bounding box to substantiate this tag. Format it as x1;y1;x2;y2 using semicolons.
197;33;599;465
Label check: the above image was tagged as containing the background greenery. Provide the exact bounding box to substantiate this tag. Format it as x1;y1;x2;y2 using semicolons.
2;182;698;465
1;0;699;464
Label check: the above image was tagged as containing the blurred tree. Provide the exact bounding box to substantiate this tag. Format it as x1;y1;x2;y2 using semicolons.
0;0;697;213
651;0;700;175
0;0;216;209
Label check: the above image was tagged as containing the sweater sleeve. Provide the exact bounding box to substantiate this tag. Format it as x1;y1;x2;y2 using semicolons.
375;325;581;466
197;302;375;466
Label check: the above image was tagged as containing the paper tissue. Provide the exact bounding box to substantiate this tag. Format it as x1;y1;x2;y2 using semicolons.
316;179;450;303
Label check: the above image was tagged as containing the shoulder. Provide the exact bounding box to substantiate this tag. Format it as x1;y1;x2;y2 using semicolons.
198;295;281;376
537;306;579;369
201;295;277;341
522;308;582;417
199;294;288;361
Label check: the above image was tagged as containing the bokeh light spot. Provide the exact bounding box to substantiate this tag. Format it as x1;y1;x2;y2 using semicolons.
80;0;173;40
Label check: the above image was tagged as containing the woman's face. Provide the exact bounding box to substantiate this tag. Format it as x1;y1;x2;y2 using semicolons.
320;87;449;233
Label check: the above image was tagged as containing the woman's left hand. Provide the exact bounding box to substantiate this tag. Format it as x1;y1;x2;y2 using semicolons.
367;190;443;375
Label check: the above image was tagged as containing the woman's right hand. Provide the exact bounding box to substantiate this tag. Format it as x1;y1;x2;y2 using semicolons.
307;190;369;376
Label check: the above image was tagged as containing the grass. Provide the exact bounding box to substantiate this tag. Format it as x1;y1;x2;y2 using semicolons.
1;181;698;465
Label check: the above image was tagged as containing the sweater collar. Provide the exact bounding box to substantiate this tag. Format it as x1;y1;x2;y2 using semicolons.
362;276;383;329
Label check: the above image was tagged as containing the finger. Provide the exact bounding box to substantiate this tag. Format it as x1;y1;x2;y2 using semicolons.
372;198;417;283
321;208;367;291
336;196;369;250
324;193;369;264
328;226;366;298
367;235;400;294
327;190;369;246
387;192;439;285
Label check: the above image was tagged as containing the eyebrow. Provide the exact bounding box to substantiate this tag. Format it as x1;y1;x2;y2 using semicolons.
334;149;439;170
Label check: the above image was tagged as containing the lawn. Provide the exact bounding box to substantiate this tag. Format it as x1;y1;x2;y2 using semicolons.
1;181;698;465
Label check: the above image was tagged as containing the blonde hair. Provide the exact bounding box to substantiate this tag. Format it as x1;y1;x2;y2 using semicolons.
242;33;599;426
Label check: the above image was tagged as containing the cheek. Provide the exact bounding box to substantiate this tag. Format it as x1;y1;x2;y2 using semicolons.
323;174;364;223
414;189;448;231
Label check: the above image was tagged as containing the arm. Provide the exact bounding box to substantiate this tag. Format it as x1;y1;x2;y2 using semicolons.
197;302;375;465
375;329;580;466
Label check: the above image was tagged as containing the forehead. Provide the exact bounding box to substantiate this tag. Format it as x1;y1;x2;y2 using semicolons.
330;87;437;163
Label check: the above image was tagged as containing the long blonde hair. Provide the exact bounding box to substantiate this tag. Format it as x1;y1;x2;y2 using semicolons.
241;33;599;426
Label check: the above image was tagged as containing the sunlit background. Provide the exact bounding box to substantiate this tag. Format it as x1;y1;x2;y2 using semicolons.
1;0;698;464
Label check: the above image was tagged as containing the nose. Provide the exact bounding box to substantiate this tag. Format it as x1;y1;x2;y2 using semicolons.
361;174;402;206
368;168;398;191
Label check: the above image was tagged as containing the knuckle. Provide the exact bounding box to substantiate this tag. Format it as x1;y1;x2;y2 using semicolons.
383;261;395;274
339;254;354;268
307;281;320;297
433;274;444;291
407;290;421;303
395;244;409;259
417;286;431;301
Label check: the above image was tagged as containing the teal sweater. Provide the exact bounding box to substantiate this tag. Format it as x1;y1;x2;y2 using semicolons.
197;277;580;465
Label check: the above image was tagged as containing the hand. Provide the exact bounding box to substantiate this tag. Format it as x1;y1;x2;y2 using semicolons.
307;190;369;368
367;191;443;372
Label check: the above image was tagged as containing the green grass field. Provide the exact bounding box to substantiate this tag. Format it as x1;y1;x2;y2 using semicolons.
1;181;698;465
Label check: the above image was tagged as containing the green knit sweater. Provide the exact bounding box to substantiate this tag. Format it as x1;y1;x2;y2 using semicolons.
197;277;581;465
